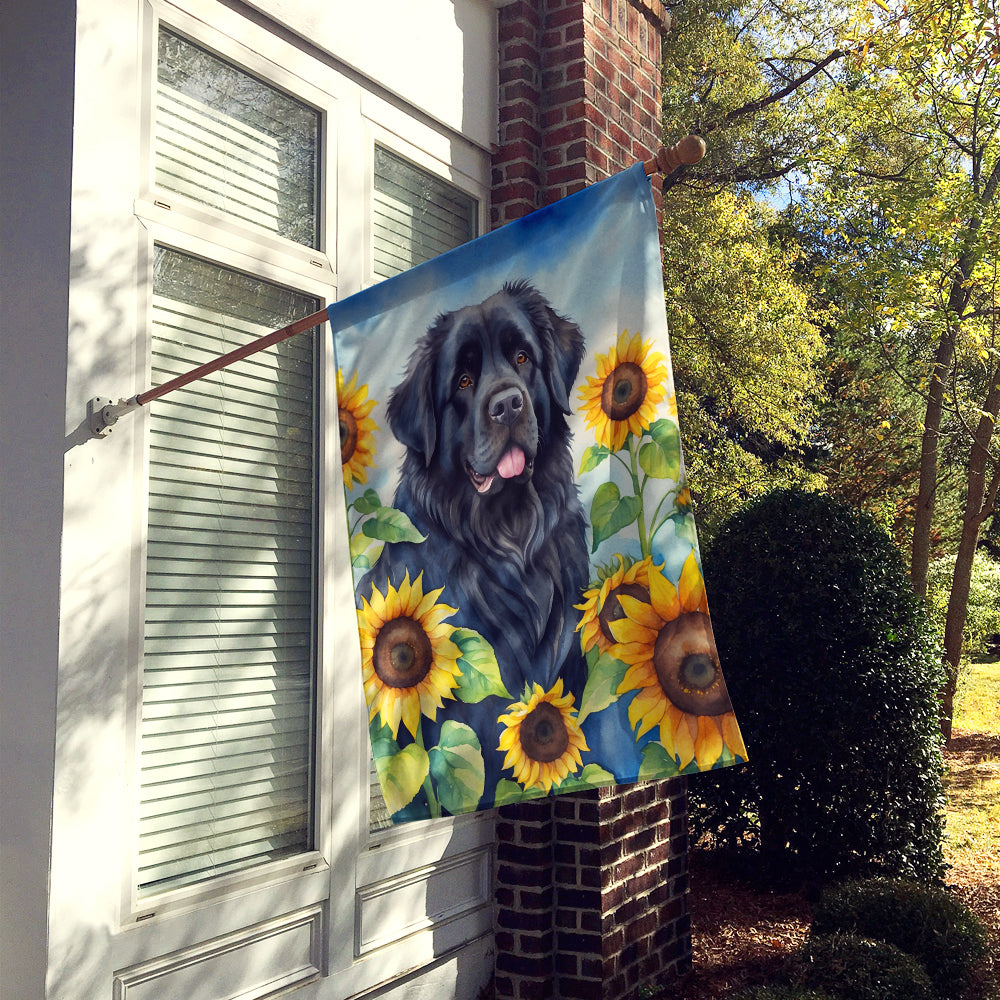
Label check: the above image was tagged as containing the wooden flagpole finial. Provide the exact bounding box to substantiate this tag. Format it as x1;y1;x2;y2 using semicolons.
643;135;706;176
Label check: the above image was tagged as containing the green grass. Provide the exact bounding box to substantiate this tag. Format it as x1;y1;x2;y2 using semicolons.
955;660;1000;736
945;660;1000;870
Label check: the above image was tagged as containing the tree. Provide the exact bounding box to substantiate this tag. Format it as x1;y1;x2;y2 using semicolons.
803;0;1000;735
662;188;825;536
658;1;847;535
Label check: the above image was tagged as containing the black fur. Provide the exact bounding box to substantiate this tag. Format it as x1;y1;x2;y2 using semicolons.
360;281;590;808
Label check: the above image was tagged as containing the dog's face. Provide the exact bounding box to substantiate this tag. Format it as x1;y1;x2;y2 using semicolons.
388;282;585;497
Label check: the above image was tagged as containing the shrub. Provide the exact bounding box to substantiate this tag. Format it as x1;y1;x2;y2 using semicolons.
790;933;934;1000
811;878;988;999
692;489;946;882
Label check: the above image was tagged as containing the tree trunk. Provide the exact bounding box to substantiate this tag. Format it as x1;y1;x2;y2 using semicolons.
941;375;1000;740
910;329;955;597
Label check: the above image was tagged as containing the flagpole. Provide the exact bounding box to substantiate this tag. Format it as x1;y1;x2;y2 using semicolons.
88;136;705;437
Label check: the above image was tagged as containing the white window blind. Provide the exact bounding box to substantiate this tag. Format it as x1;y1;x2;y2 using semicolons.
372;146;478;280
368;149;477;831
156;27;320;248
138;248;319;895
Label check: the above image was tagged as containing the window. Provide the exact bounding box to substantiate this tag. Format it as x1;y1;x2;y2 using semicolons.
117;6;493;992
372;145;478;280
136;25;323;898
155;28;320;247
139;248;318;895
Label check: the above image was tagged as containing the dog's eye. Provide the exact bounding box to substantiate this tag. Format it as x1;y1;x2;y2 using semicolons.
457;373;474;390
515;350;530;366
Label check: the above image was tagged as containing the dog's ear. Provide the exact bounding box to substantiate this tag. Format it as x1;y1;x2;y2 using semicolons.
386;322;442;466
507;282;585;415
543;309;586;414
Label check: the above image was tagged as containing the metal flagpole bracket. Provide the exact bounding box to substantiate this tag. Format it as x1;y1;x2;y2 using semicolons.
88;395;141;438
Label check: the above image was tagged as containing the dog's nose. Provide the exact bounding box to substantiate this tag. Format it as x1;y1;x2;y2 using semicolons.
489;387;524;426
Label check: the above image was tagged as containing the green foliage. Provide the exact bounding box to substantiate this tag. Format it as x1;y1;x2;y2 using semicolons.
927;550;1000;658
693;488;947;882
811;878;988;999
665;189;827;538
790;934;934;1000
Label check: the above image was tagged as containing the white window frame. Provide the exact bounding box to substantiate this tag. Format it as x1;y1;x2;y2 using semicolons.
110;0;496;992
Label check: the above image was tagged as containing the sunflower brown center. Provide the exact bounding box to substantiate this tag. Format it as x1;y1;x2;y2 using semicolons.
598;582;650;643
601;361;648;420
652;611;732;716
518;702;570;763
339;407;358;463
372;616;432;689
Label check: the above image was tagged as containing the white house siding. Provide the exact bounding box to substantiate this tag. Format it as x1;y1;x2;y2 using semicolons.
0;1;498;998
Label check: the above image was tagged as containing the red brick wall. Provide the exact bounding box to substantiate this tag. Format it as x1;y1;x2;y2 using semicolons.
490;3;691;998
492;0;667;227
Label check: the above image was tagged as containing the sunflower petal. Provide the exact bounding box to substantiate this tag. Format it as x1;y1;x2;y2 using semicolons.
695;715;724;768
648;569;680;622
678;552;708;613
722;713;748;759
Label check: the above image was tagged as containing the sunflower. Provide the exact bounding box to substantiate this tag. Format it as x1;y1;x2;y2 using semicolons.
337;368;378;488
358;572;463;740
578;329;670;452
575;556;657;655
612;552;747;769
498;680;589;793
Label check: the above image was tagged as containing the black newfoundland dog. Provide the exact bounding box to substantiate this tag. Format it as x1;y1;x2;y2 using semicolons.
360;280;591;806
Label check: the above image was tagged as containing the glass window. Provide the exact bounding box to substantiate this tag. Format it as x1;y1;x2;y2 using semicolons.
372;146;477;280
138;246;319;895
156;27;321;248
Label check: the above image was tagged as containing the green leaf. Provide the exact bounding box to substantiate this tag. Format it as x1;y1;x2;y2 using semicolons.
639;421;681;481
362;506;427;544
576;649;630;723
590;482;641;551
638;741;682;781
352;488;382;515
580;445;612;473
352;554;371;571
374;743;429;815
429;721;485;815
369;720;398;760
554;763;616;792
638;440;671;479
350;533;371;559
493;778;546;807
453;627;511;701
648;418;680;451
669;512;699;549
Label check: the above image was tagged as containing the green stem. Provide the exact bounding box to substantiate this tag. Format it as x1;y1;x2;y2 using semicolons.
414;726;441;819
628;435;649;559
648;488;676;547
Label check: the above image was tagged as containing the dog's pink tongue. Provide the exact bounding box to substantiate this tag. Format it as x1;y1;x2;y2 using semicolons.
497;445;526;479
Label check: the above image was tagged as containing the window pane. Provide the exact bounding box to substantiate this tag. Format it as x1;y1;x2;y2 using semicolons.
372;146;477;279
139;247;318;895
368;150;477;831
156;28;320;248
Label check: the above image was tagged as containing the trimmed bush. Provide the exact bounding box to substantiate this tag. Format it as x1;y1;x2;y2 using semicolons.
791;933;934;1000
811;878;987;999
692;489;946;882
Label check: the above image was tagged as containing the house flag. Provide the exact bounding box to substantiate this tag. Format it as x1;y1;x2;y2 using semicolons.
330;163;747;822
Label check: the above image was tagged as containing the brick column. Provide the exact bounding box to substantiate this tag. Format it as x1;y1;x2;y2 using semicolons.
491;3;691;999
